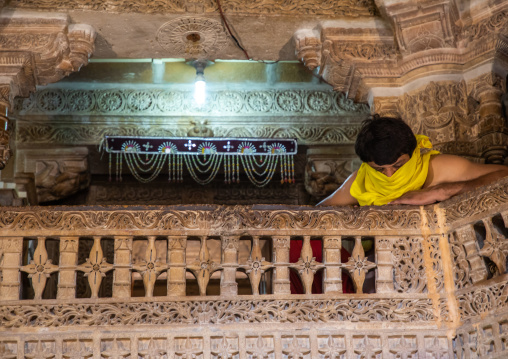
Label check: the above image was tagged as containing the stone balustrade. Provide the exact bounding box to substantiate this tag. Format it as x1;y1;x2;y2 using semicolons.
0;178;508;358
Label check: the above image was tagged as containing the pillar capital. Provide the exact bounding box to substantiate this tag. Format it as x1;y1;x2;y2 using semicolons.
0;10;95;170
294;2;508;103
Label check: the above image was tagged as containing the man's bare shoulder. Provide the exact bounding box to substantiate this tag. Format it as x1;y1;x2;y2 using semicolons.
426;154;508;187
316;170;359;206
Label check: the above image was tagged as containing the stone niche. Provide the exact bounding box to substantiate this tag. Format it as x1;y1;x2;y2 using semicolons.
17;147;90;203
305;145;360;198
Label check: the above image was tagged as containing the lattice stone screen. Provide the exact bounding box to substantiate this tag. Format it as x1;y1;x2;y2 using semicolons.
1;178;508;358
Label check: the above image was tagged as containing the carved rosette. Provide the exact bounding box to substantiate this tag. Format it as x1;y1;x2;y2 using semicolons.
156;17;229;58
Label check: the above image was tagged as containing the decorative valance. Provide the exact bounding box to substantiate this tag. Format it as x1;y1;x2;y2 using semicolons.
102;136;297;187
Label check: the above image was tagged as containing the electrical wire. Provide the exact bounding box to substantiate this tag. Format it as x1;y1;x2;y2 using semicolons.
216;0;251;60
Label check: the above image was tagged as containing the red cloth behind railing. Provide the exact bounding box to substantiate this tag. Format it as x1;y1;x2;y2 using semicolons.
289;239;354;294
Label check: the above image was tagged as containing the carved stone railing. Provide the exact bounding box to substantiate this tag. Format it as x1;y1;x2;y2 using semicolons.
1;178;508;358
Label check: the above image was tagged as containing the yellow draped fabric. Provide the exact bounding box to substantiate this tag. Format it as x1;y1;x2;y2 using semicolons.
350;135;440;206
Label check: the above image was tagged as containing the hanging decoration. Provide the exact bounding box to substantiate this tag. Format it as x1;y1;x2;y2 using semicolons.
102;136;297;187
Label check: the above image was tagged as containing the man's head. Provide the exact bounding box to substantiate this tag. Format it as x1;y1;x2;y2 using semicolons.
355;115;417;176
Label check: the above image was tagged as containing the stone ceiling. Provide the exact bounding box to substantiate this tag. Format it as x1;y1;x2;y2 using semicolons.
4;0;379;60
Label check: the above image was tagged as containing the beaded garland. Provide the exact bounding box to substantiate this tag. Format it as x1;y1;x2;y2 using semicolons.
103;136;297;187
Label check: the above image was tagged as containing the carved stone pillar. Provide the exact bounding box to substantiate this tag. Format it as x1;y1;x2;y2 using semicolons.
167;236;186;297
57;237;78;300
272;236;291;295
322;236;343;294
220;236;239;296
455;225;488;283
113;236;132;299
470;76;508;163
375;237;394;293
0;238;23;300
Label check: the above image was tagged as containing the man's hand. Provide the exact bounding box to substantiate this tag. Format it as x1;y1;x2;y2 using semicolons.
389;185;450;205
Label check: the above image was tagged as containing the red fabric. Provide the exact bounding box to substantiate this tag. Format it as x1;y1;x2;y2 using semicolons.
289;239;354;294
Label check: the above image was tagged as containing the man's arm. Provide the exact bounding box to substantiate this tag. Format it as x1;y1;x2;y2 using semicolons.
391;154;508;205
316;171;359;206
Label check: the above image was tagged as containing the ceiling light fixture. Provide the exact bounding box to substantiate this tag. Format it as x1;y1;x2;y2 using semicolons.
191;60;208;106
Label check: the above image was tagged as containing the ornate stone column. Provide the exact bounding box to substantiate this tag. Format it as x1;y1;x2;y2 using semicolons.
113;236;133;299
470;74;508;163
454;225;489;283
272;236;291;295
322;236;343;293
167;236;186;297
220;236;239;296
57;237;79;299
375;237;394;293
0;237;23;300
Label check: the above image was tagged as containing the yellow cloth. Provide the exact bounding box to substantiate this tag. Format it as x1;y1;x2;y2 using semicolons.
350;135;440;206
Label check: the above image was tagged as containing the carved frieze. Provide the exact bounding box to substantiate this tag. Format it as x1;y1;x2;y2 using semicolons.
0;330;455;358
397;81;473;143
321;28;397;63
15;88;369;116
0;297;435;328
9;0;378;17
14;88;368;147
456;277;508;321
386;1;457;54
0;206;426;236
443;179;508;225
459;10;508;47
16;121;363;146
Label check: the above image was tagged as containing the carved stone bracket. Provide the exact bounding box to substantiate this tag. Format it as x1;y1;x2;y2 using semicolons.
0;11;95;170
294;29;321;71
294;2;508;103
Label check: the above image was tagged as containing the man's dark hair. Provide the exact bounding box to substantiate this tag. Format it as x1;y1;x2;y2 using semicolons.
355;115;417;165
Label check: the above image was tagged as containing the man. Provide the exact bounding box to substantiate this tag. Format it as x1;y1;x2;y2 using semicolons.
318;116;508;206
